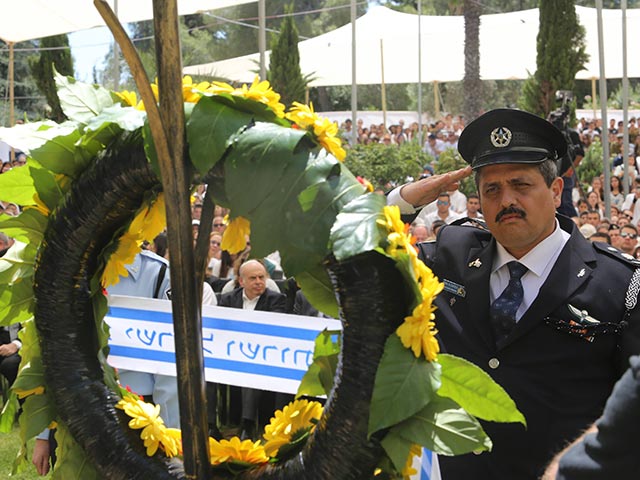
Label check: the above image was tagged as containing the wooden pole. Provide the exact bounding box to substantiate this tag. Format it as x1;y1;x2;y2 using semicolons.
380;39;387;130
94;1;211;478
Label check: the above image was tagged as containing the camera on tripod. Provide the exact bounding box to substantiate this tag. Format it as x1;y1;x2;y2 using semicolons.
547;90;583;175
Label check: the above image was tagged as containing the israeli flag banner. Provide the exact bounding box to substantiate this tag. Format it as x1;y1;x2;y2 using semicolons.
106;295;341;394
410;449;441;480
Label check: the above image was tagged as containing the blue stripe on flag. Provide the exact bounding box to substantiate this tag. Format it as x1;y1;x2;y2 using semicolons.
421;448;432;480
107;306;320;341
109;345;306;380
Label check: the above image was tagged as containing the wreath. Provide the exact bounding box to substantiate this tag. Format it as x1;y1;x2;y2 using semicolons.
0;74;524;479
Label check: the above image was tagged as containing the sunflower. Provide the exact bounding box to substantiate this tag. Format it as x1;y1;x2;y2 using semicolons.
181;75;211;103
13;385;45;399
285;102;346;161
116;396;179;457
396;302;440;361
221;216;250;254
208;437;269;466
207;76;286;118
101;232;142;288
128;194;167;243
262;399;323;457
114;90;142;109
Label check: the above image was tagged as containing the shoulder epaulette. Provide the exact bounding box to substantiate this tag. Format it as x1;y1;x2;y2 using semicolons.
591;241;640;267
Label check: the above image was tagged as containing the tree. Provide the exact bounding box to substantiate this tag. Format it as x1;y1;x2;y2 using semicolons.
268;4;306;106
28;35;74;122
462;0;482;122
519;0;588;117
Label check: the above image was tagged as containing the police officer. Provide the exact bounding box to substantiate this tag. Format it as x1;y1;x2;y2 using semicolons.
389;108;640;480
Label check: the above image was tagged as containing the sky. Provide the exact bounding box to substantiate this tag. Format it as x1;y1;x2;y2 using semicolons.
69;27;115;83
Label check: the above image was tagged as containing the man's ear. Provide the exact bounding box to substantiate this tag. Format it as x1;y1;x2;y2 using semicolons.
238;276;245;288
551;177;564;208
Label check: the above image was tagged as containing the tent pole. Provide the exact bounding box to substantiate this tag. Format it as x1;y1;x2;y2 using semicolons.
113;0;120;90
380;39;387;130
258;0;266;80
622;0;630;196
591;78;597;120
433;80;439;120
351;0;357;146
596;0;611;219
417;0;423;146
9;42;14;161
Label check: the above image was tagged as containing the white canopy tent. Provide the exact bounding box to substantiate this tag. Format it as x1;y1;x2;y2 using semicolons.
184;5;640;85
1;0;256;44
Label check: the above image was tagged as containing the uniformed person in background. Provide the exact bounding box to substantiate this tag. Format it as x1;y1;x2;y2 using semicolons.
388;108;640;480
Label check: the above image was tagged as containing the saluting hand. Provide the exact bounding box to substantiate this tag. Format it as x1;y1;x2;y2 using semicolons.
399;166;473;208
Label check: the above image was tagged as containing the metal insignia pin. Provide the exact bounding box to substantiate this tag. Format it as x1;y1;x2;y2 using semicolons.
577;268;585;277
450;297;456;306
468;258;482;268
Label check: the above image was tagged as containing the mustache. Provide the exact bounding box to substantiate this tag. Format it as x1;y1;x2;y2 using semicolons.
495;206;526;223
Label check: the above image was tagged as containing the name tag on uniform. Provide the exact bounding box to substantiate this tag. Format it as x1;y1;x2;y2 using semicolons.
442;279;466;298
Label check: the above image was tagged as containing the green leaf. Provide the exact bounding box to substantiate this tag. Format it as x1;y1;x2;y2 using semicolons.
380;430;413;473
438;353;526;427
55;71;114;123
297;330;341;398
0;208;48;244
0;121;77;154
12;355;45;394
331;193;386;261
52;422;100;480
19;392;55;440
369;335;441;437
0;278;33;325
29;128;83;177
0;161;36;205
85;104;146;140
30;163;64;213
394;394;492;456
0;241;36;285
0;391;19;433
295;268;338;319
187;96;260;175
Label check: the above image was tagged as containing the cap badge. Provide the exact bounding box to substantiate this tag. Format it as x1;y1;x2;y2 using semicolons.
490;127;512;148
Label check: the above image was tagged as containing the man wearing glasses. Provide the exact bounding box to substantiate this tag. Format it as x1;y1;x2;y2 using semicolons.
414;191;462;232
619;224;639;256
621;175;640;225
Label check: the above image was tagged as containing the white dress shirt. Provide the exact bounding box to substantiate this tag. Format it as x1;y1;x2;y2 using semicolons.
491;219;570;321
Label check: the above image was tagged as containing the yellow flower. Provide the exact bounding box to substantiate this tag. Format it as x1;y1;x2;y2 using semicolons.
181;75;211;103
397;303;440;361
101;232;141;288
13;385;44;399
286;102;346;160
263;399;323;457
401;444;422;479
24;193;50;217
207;76;286;118
116;396;179;457
115;90;139;108
128;194;167;243
208;437;269;465
221;216;250;254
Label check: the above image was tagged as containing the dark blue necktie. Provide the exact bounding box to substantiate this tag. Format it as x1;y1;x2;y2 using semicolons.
490;261;528;343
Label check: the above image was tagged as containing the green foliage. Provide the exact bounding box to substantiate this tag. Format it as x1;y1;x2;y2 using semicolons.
434;148;477;197
344;142;425;188
369;335;442;436
268;4;307;106
0;41;48;125
577;137;604;190
297;329;341;397
519;0;588;117
28;35;74;122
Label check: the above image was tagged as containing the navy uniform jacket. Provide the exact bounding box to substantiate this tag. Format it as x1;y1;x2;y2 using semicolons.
417;215;640;480
218;287;287;313
556;355;640;479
